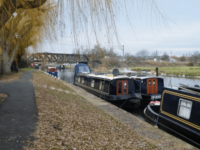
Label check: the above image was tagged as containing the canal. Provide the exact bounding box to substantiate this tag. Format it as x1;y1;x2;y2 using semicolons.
58;68;200;88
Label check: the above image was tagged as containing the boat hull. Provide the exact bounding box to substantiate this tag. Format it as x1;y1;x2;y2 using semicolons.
77;83;140;108
145;105;200;148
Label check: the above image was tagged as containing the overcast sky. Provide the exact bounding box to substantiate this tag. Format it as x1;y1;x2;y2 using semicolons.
38;0;200;57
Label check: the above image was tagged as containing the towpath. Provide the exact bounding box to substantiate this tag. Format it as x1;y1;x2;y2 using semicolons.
0;71;37;150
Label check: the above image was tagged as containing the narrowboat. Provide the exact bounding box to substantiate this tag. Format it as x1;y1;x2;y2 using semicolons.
144;87;200;148
179;83;200;93
74;63;141;108
47;67;58;77
56;65;65;70
131;76;164;105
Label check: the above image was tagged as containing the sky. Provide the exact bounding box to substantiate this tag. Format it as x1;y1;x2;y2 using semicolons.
37;0;200;57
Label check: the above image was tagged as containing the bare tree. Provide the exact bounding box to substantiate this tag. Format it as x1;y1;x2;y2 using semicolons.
151;50;159;59
136;49;149;60
161;52;169;61
179;55;186;62
124;52;136;66
190;51;200;63
91;45;105;60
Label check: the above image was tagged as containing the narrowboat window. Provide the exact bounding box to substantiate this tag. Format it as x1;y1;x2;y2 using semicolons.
118;82;122;94
117;80;128;95
99;81;104;90
153;80;156;85
149;80;151;85
177;98;192;120
91;79;95;87
82;77;84;84
124;82;127;94
78;77;81;83
103;81;109;93
79;66;90;73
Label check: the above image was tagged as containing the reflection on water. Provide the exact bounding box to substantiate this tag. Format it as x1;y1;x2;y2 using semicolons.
57;68;75;84
163;76;200;89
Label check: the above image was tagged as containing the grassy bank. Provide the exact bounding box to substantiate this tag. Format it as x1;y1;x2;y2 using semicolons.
0;68;33;82
20;68;34;71
26;71;157;149
131;66;200;77
0;70;24;82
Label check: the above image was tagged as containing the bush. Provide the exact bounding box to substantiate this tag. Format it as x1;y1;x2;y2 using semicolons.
187;62;194;66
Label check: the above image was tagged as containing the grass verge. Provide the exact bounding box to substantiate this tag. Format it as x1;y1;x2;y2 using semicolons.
20;68;34;71
26;71;158;149
131;66;200;77
0;70;24;82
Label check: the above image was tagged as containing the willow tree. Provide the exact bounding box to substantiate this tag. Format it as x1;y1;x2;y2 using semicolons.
52;0;164;47
0;0;163;74
0;0;52;74
0;0;47;29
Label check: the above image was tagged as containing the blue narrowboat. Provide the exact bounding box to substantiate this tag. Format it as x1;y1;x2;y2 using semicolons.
47;67;58;77
74;63;141;108
144;87;200;148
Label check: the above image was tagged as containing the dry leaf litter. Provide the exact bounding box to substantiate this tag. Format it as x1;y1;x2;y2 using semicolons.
25;71;158;150
0;93;8;105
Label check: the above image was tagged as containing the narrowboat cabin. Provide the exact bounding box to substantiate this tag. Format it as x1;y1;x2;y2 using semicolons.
47;67;58;77
131;76;164;105
144;87;200;148
74;63;141;108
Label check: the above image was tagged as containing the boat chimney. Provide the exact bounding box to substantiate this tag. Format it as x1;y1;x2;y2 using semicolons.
156;67;158;76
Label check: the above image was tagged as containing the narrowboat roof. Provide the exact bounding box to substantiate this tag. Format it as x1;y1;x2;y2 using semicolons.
131;76;163;80
78;72;130;80
48;67;57;69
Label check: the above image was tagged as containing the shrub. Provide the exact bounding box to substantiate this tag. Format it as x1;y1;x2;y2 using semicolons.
187;62;194;66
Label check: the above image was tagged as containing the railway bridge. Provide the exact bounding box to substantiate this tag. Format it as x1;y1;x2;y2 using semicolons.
28;53;89;64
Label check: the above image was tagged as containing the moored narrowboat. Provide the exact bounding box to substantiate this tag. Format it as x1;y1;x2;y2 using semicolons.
144;87;200;148
179;83;200;93
74;63;141;108
131;76;164;105
47;67;58;77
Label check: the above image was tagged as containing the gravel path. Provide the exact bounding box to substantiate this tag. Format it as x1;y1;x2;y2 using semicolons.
0;71;37;150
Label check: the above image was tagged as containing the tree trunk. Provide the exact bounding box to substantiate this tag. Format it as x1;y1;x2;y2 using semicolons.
0;55;2;74
2;49;11;75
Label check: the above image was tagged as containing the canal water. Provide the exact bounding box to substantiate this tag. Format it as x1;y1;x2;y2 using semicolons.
58;68;75;84
58;68;200;88
163;76;200;89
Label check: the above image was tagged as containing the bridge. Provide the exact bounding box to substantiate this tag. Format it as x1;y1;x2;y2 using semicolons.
28;53;89;64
